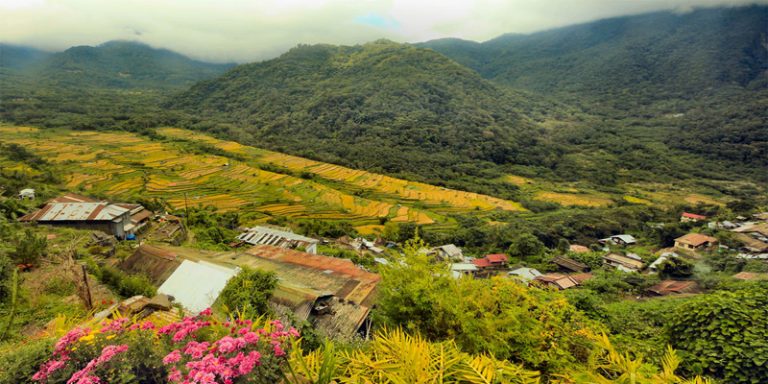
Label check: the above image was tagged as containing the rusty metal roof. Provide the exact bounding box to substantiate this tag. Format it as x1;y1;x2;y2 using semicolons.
118;245;182;286
21;202;129;222
141;244;380;338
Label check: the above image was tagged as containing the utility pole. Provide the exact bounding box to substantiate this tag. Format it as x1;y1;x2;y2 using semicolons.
80;264;93;310
184;192;190;228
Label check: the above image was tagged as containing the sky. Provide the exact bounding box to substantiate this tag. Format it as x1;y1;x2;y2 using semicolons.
0;0;765;63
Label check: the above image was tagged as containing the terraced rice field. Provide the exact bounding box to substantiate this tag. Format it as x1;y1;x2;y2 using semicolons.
158;127;525;213
0;126;526;229
534;191;614;207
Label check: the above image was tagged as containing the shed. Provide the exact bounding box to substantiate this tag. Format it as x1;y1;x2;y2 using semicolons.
648;280;699;296
603;253;644;272
18;188;35;200
599;235;637;246
508;267;542;283
158;260;239;314
552;256;589;272
532;273;579;290
237;226;319;254
430;244;463;261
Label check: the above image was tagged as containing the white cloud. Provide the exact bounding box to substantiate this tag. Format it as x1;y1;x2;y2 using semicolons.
0;0;765;63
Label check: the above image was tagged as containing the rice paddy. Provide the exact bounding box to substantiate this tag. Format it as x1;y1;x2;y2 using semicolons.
534;191;614;207
0;126;528;229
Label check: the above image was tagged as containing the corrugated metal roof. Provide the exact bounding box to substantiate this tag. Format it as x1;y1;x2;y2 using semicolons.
141;244;380;338
21;202;129;222
158;260;239;314
237;226;318;247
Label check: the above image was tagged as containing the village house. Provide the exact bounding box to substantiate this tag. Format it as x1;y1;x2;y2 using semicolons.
19;193;153;239
20;200;131;238
350;237;384;255
428;244;464;261
508;267;542;283
551;255;589;273
532;272;592;290
599;234;637;246
647;280;699;296
603;253;644;272
451;262;479;278
680;212;707;223
18;188;35;200
468;254;509;277
236;225;319;254
674;233;719;252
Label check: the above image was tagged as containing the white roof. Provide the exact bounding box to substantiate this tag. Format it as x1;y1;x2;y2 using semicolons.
648;255;671;271
237;226;318;246
508;267;542;282
30;202;129;222
437;244;463;257
601;234;637;244
158;260;239;314
613;235;637;243
19;188;35;194
451;262;478;271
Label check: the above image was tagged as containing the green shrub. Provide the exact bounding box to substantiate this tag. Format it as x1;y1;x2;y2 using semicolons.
217;267;277;317
0;338;54;384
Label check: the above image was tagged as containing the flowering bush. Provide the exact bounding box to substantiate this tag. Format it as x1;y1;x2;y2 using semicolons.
31;309;300;384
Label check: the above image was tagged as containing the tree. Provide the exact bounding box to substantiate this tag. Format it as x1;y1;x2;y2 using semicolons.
12;229;47;265
375;236;598;376
657;257;694;278
507;233;545;261
218;267;278;317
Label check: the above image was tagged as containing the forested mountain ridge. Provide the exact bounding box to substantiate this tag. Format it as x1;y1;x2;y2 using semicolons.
419;6;768;97
419;5;768;170
0;40;234;89
170;40;558;186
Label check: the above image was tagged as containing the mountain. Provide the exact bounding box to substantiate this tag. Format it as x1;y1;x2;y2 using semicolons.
23;41;234;89
419;6;768;169
0;44;52;71
171;40;554;187
420;6;768;99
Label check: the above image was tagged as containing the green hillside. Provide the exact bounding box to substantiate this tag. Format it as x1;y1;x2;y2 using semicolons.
170;40;556;190
420;6;768;169
420;6;768;97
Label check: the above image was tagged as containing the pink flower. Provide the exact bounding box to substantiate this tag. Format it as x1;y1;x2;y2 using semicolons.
183;341;210;359
32;358;68;381
199;308;212;317
273;343;286;357
54;327;90;356
243;331;259;344
215;336;246;354
163;350;182;365
168;367;182;382
95;345;129;365
99;318;129;333
141;321;155;330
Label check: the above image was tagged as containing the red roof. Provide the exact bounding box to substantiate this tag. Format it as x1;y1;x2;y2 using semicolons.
681;212;707;220
472;258;492;268
485;254;509;263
